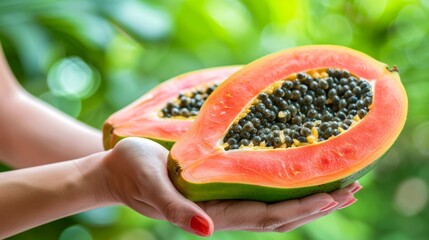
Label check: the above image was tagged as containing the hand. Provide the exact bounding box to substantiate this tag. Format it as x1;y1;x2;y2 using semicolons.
99;137;361;237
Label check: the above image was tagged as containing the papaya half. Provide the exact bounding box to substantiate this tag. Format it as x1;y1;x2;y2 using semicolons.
103;66;241;150
168;45;408;202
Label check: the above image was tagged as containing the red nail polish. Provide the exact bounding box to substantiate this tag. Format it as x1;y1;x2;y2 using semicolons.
190;216;210;237
320;201;339;212
339;198;357;209
351;185;363;194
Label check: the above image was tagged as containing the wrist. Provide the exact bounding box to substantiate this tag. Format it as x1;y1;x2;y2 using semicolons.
73;150;120;206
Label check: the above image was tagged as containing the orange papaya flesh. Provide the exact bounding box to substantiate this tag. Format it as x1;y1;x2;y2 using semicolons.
103;66;241;150
169;45;408;202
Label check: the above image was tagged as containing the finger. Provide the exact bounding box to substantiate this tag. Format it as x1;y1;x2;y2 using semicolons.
148;184;214;237
246;184;360;233
200;192;338;231
340;181;362;194
271;209;332;233
273;183;361;232
273;189;359;232
328;181;361;209
247;196;355;233
272;200;358;233
330;182;360;204
142;167;214;237
127;199;165;220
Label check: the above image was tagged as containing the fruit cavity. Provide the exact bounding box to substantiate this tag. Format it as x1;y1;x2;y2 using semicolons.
222;68;373;150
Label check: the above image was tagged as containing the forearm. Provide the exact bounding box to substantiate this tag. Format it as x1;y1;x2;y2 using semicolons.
0;151;115;238
0;91;103;168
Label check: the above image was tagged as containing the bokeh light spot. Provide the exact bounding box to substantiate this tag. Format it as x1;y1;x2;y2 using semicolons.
357;0;387;20
261;23;297;53
323;15;352;45
206;0;250;38
59;225;93;240
48;57;100;99
74;206;120;227
393;5;426;46
394;177;428;217
413;121;429;157
107;35;143;70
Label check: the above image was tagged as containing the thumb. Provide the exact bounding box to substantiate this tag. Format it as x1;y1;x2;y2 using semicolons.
155;194;214;237
119;137;214;237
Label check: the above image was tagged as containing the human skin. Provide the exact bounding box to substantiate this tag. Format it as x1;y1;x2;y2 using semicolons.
0;46;360;238
0;47;103;168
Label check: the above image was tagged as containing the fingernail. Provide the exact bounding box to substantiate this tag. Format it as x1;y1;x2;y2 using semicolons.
320;201;339;212
339;198;358;209
190;216;210;237
351;185;363;194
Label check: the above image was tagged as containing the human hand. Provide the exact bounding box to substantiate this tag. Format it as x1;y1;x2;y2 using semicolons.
98;137;361;237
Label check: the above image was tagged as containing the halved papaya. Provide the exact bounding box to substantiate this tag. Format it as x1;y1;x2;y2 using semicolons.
168;45;408;202
103;66;241;150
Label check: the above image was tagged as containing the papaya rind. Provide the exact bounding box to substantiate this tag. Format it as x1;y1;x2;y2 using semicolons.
168;153;378;202
149;138;175;150
103;123;175;150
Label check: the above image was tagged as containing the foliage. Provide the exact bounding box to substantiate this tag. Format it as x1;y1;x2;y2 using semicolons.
1;0;429;239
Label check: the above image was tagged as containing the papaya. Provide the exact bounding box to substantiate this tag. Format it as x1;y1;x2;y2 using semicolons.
168;45;408;202
103;66;241;150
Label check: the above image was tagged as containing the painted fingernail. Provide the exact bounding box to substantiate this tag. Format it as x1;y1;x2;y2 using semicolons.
320;201;339;212
351;185;363;194
339;198;358;209
190;216;210;237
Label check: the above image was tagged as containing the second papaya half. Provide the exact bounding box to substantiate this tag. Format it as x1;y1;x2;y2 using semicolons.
103;66;241;150
169;45;408;202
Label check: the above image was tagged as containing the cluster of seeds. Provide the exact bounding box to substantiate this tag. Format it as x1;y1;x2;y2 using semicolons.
160;84;218;118
222;68;373;150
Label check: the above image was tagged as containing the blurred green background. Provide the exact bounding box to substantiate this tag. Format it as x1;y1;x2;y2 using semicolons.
1;0;428;239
